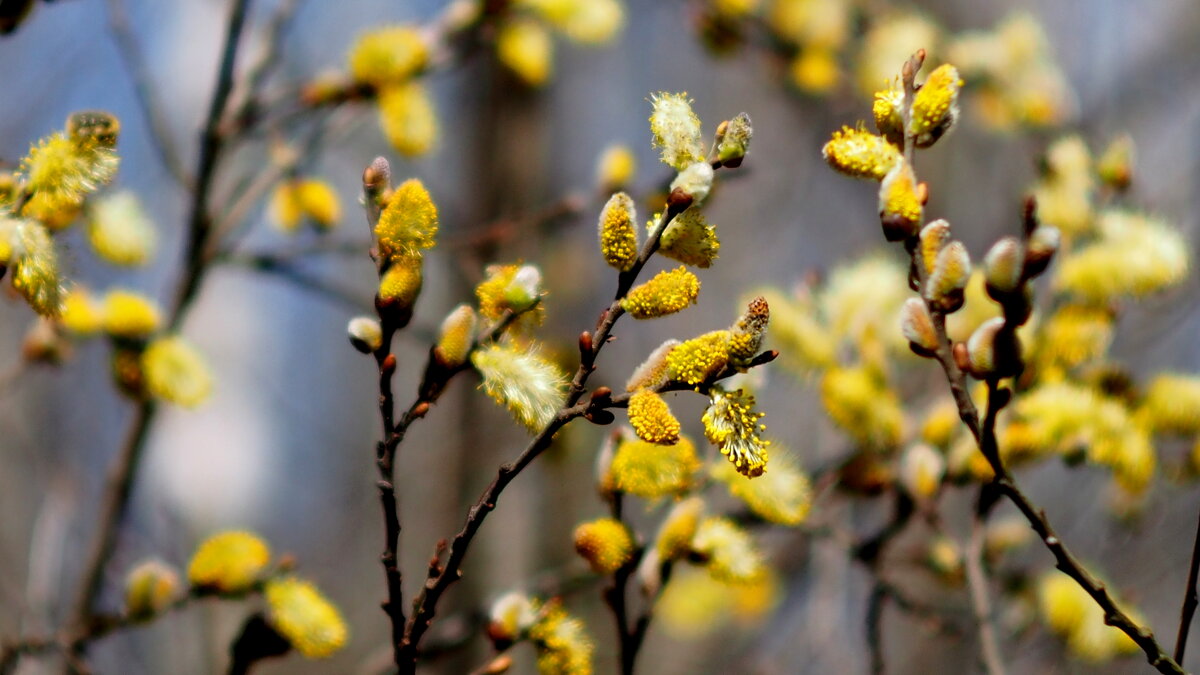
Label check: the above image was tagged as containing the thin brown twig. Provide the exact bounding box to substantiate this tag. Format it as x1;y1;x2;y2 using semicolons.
1173;505;1200;664
893;50;1184;675
104;0;192;187
68;0;254;664
395;191;700;672
965;487;1006;675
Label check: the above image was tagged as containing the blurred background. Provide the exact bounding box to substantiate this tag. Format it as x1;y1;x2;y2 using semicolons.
1;0;1199;673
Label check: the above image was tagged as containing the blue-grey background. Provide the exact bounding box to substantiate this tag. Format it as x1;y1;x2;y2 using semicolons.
1;0;1199;673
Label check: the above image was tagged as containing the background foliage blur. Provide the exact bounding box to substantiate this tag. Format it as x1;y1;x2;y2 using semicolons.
2;0;1199;673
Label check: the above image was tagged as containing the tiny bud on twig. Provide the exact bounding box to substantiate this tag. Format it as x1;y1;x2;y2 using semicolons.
953;342;971;373
579;331;593;357
412;401;430;418
381;354;397;375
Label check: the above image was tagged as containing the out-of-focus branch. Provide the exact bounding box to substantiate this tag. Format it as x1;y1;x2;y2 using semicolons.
965;487;1006;675
105;0;192;187
68;0;254;664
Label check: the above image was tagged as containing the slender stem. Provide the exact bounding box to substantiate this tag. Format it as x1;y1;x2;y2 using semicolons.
892;50;1182;674
866;584;888;675
965;490;1006;675
68;0;253;660
1174;505;1200;664
396;199;693;672
105;0;192;187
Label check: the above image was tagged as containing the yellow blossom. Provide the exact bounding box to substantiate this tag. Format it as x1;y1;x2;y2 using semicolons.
1141;374;1200;435
692;517;764;583
374;178;438;261
435;304;477;367
19;130;119;211
498;18;553;86
754;288;836;373
728;296;770;367
142;336;213;407
5;218;64;316
475;263;545;325
625;339;679;392
187;531;270;592
378;81;438;157
265;576;348;658
598;192;638;271
271;179;341;232
378;257;423;305
102;289;162;338
573;518;634;574
1038;570;1140;663
909;63;962;147
666;330;731;386
657;207;719;269
703;387;770;478
528;602;594;675
88;191;156;265
620;266;700;319
821;126;900;180
610;434;700;498
627;389;680;445
713;451;811;525
820;366;903;449
124;559;180;619
654;496;703;560
347;24;427;86
789;47;839;94
878;158;922;239
1056;210;1188;303
595;144;636;191
854;12;940;97
1036;305;1112;371
898;442;945;499
489;592;539;642
872;81;905;145
60;286;104;335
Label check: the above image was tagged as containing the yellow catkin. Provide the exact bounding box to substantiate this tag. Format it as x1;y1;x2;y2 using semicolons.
497;18;553;86
573;518;634;574
60;286;104;334
692;517;765;583
703;387;770;477
598;192;638;271
142;336;213;408
88;191;156;265
101;289;162;338
666;330;731;386
620;266;699;319
264;576;348;659
374;178;438;261
626;389;681;445
378;82;438;157
187;531;270;592
648;92;704;170
610;435;700;498
347;24;427;86
378;257;423;305
124;559;180;618
909;64;962;146
713;451;811;525
657;208;719;269
821;126;901;180
595;144;636;190
528;602;595;675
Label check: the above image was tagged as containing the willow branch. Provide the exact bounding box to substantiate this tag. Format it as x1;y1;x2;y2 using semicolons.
1174;506;1200;664
895;50;1183;675
396;193;701;671
965;488;1006;675
68;0;253;660
105;0;192;187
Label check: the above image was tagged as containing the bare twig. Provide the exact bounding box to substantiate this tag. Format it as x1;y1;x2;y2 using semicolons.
892;51;1184;675
105;0;192;187
1173;505;1200;663
68;0;254;662
965;488;1006;675
395;193;700;672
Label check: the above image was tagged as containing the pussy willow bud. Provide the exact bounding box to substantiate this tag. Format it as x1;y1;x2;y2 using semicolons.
966;317;1021;379
658;207;720;268
347;316;383;354
873;84;905;146
900;297;938;356
435;304;477;368
715;112;753;167
918;219;951;276
378;257;423;318
879;159;922;241
627;389;681;445
626;339;680;391
909;64;962;148
649;92;704;171
1023;226;1060;278
1097;134;1134;191
669;161;714;206
899;443;945;499
598;192;638;271
924;241;971;313
983;236;1023;296
124;559;180;619
67;110;120;147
